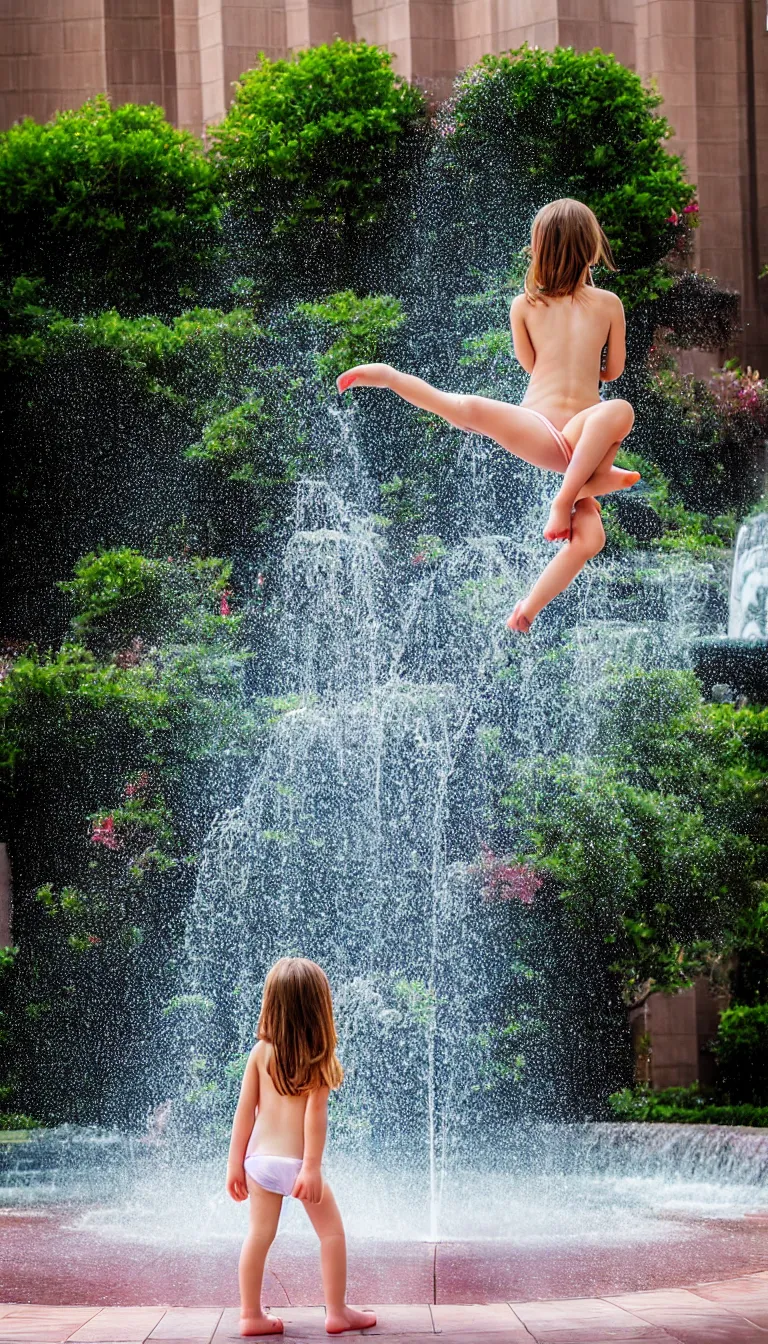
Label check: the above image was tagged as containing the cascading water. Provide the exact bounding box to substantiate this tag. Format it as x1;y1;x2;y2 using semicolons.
176;401;733;1239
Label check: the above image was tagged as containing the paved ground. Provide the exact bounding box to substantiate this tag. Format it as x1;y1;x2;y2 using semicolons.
4;1214;768;1307
3;1275;768;1344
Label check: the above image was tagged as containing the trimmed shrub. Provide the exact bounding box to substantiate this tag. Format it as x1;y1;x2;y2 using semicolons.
0;97;221;314
448;45;697;304
609;1084;768;1126
213;40;426;234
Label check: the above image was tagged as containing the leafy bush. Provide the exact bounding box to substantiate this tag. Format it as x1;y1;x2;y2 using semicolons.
213;40;426;234
449;45;696;304
0;98;221;314
715;1005;768;1105
296;290;406;382
608;1084;768;1126
60;549;241;655
612;452;735;553
500;671;768;1000
639;363;768;513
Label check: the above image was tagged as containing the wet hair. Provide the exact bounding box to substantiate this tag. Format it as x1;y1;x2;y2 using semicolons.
524;198;616;305
258;956;344;1097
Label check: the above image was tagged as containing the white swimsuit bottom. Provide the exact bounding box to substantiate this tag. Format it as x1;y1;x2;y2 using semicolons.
244;1153;303;1197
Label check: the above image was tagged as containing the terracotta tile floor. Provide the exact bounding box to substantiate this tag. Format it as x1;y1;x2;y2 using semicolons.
2;1276;768;1344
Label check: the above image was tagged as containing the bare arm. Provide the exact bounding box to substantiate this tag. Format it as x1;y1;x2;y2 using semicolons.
601;293;626;382
510;295;536;374
291;1086;329;1205
226;1046;259;1201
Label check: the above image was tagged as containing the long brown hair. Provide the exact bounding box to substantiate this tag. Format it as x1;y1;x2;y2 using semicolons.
258;957;344;1097
524;198;616;305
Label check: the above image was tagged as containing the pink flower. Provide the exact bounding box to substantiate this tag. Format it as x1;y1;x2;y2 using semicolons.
666;210;679;226
124;771;150;798
477;844;542;905
90;815;122;850
87;934;101;946
220;590;232;616
257;573;265;587
683;202;699;215
411;552;426;566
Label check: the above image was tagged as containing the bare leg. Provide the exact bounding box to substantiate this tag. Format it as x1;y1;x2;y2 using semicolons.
508;498;605;633
337;364;639;504
337;364;574;473
239;1182;284;1335
544;401;635;540
578;452;640;500
301;1182;376;1335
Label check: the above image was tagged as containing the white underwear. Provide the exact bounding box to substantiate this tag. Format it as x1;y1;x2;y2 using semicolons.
244;1153;303;1197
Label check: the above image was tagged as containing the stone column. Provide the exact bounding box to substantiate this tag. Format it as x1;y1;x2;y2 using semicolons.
104;0;177;121
286;0;354;51
0;0;107;129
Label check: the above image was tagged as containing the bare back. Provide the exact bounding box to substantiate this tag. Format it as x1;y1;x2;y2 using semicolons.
510;284;626;429
246;1039;308;1160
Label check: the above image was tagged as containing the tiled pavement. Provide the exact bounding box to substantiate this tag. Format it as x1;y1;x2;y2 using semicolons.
2;1274;768;1344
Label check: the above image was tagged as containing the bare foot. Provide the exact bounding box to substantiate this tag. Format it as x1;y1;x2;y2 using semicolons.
325;1305;377;1334
577;467;640;500
240;1314;283;1336
336;364;392;393
506;600;534;634
543;497;573;542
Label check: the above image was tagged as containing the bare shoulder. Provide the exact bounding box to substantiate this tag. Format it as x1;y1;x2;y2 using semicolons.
510;292;528;318
596;287;624;318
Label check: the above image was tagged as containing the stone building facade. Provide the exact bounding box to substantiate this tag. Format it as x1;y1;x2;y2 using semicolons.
1;0;767;365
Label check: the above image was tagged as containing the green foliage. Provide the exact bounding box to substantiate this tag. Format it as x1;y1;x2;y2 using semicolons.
0;97;221;314
0;644;167;771
186;374;306;491
59;549;241;656
213;40;426;233
715;1005;768;1105
296;290;406;383
615;452;736;552
608;1083;768;1126
0;1112;41;1130
642;365;768;514
500;670;768;1000
450;46;696;304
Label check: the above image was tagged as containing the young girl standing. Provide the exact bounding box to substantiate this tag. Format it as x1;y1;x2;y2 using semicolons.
337;198;638;632
227;957;376;1337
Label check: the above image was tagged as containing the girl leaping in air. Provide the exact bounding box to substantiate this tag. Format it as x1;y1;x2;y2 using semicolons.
337;198;638;632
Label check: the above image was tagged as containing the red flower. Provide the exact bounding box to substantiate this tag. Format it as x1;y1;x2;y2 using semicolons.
257;573;266;587
477;843;542;905
124;770;150;798
411;552;426;566
90;815;122;850
220;590;232;616
87;934;101;946
666;210;679;226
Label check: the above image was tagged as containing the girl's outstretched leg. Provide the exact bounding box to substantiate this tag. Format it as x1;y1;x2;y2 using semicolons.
508;498;605;633
545;400;634;540
337;364;484;433
302;1182;375;1335
239;1183;284;1335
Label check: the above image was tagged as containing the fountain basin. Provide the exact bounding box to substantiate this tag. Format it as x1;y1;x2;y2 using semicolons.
1;1124;767;1306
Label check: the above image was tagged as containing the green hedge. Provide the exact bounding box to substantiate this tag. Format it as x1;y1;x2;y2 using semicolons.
0;98;221;315
609;1085;768;1126
213;40;426;234
450;45;696;305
